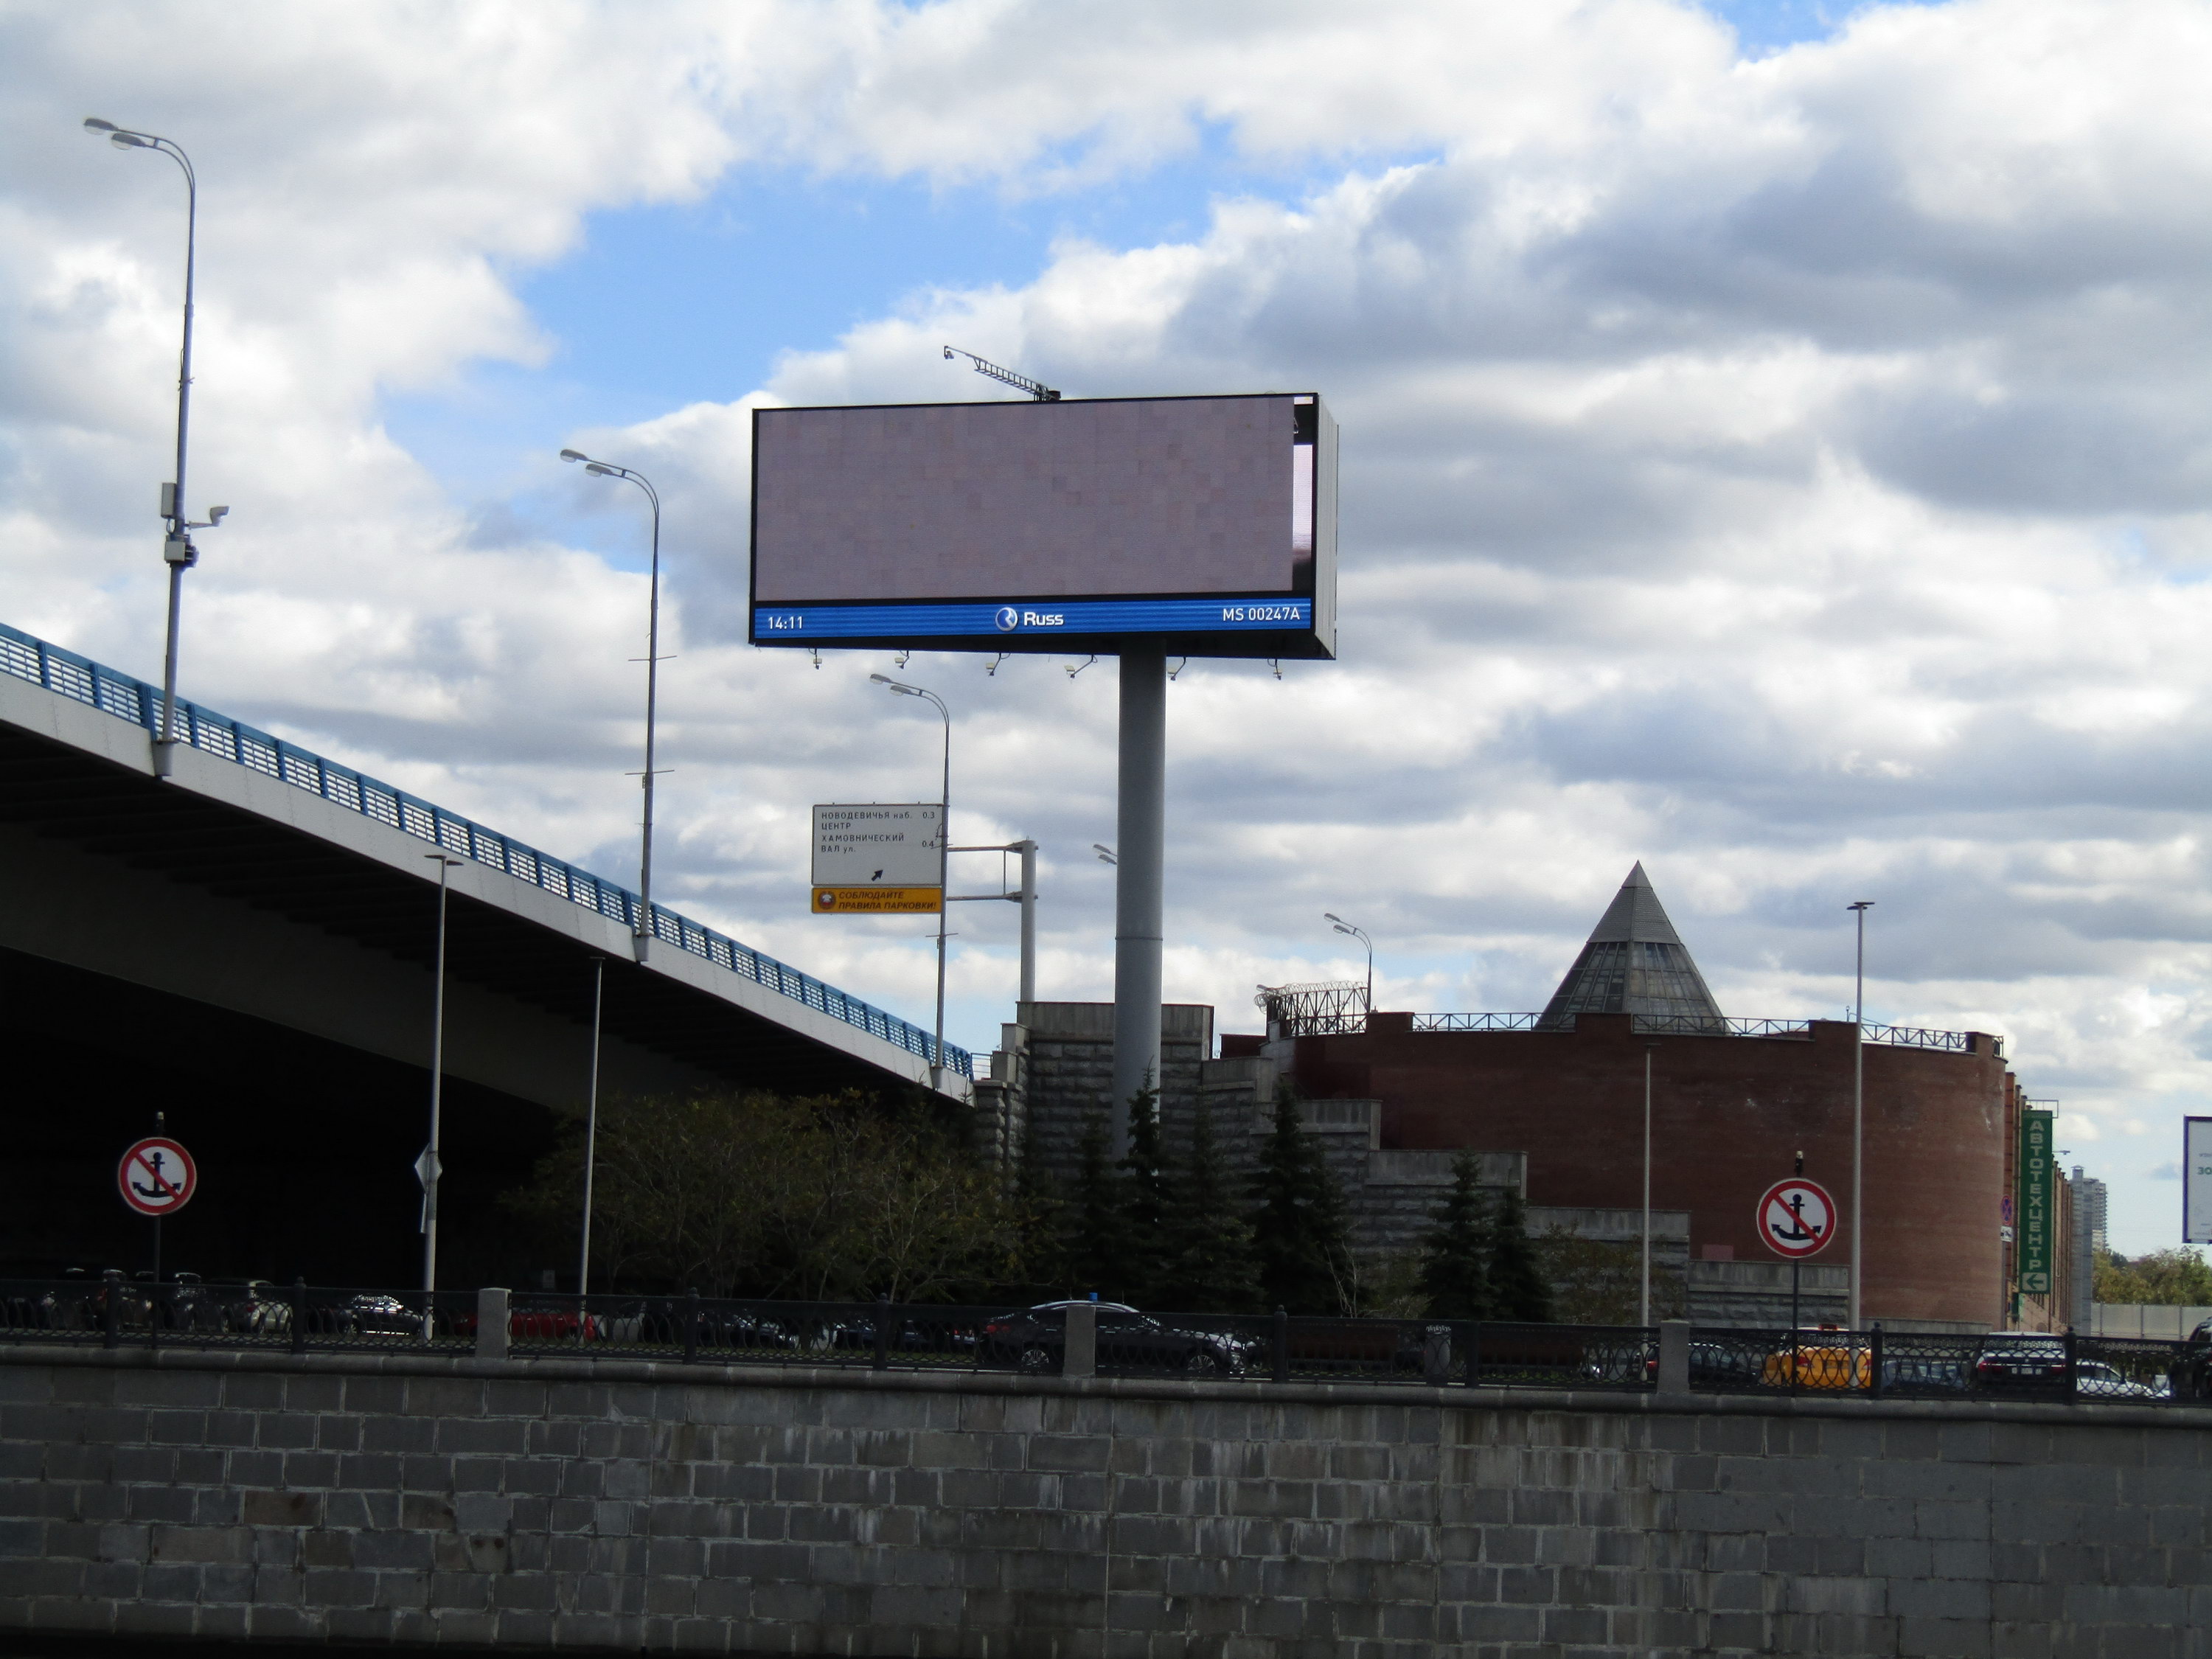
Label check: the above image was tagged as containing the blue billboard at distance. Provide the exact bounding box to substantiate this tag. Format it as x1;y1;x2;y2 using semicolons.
749;393;1336;660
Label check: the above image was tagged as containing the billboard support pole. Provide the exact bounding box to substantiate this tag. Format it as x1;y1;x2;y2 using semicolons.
1111;640;1166;1159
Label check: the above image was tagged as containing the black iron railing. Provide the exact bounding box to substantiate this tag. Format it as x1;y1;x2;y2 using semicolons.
1;1280;2195;1404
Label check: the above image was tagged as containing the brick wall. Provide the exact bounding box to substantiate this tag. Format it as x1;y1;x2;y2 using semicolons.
4;1345;2209;1656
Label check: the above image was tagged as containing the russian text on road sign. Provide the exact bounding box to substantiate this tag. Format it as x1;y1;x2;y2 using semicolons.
1757;1177;1836;1259
117;1137;197;1217
813;886;943;914
812;804;944;888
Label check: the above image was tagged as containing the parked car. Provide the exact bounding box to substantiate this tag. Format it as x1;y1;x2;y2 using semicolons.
1973;1332;2070;1391
2170;1319;2212;1401
1763;1328;1871;1391
2073;1358;2163;1401
979;1301;1254;1377
1877;1351;1971;1394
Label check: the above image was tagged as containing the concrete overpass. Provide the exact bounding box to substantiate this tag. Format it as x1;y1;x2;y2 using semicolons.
0;622;968;1284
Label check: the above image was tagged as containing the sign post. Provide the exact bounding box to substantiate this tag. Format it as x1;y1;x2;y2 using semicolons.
1757;1164;1837;1337
117;1124;197;1284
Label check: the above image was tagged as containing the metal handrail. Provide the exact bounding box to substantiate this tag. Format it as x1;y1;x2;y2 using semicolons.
1412;1012;1546;1032
1;621;970;1078
1315;1009;1992;1052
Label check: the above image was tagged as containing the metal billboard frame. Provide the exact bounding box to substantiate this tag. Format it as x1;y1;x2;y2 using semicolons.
2186;1116;2212;1245
747;392;1337;662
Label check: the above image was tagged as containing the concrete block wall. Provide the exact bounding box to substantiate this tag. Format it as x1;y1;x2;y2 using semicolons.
4;1345;2211;1657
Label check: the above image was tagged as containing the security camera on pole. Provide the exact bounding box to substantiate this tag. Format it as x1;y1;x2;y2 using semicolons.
748;366;1338;1141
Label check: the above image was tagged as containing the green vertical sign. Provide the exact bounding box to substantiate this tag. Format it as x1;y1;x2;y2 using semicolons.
2018;1109;2054;1295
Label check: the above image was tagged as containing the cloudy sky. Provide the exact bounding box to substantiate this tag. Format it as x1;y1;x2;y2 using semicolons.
7;0;2211;1251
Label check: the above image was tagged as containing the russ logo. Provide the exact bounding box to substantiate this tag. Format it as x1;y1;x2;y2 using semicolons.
994;606;1020;632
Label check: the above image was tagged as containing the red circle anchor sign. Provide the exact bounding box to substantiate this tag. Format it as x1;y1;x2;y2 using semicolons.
117;1137;197;1217
1757;1177;1836;1259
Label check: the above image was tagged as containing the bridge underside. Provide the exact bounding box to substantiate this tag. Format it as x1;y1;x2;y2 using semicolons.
0;677;951;1286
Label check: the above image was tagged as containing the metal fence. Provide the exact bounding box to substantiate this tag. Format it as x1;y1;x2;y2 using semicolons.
1273;1004;1992;1052
8;1279;2192;1405
0;621;967;1078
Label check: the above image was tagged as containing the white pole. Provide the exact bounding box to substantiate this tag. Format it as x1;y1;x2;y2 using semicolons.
577;956;605;1296
1016;838;1037;1007
1642;1043;1654;1326
1849;900;1874;1329
422;854;459;1333
933;699;950;1090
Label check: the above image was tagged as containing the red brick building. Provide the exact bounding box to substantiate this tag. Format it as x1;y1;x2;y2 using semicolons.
1226;866;2050;1330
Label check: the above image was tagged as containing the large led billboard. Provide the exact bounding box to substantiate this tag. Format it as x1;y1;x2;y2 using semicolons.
750;393;1336;659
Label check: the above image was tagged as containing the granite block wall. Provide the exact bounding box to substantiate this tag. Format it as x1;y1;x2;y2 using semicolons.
2;1346;2209;1658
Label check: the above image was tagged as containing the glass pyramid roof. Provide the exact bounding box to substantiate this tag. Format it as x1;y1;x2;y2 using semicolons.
1539;862;1725;1029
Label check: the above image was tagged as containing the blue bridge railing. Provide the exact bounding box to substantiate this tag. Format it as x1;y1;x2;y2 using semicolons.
0;621;971;1079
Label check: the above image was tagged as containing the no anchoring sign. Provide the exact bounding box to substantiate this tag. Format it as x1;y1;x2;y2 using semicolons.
1756;1177;1835;1260
118;1137;197;1217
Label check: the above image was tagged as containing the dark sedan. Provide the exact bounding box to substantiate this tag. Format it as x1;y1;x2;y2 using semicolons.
979;1301;1254;1377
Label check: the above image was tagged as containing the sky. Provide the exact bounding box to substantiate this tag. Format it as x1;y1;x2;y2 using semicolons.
5;0;2211;1254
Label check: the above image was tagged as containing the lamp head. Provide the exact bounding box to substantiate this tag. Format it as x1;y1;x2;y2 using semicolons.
942;345;955;359
111;132;150;149
869;673;892;685
1324;911;1344;925
83;118;118;133
1332;923;1354;937
584;463;615;477
558;448;587;462
1848;900;1874;911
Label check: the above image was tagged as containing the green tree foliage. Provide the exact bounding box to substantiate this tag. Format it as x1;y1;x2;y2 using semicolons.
505;1090;1012;1301
1008;1116;1068;1289
1532;1228;1689;1325
1416;1151;1497;1320
1155;1096;1262;1312
1112;1082;1173;1298
1488;1185;1555;1322
1059;1113;1120;1297
1248;1084;1355;1313
2094;1246;2212;1306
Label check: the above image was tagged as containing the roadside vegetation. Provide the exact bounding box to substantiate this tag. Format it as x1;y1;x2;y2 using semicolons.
505;1082;1580;1320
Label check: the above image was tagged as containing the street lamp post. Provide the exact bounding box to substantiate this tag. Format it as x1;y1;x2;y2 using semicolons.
1324;914;1374;1014
420;855;464;1333
870;674;952;1088
1643;1042;1658;1326
577;955;606;1302
1848;900;1875;1329
84;118;226;773
560;451;664;957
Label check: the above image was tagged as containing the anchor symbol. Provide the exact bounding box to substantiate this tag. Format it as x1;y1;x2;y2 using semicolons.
1770;1191;1822;1243
131;1149;176;1201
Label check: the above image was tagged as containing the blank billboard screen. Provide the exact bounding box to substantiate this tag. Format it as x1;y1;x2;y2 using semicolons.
749;393;1335;659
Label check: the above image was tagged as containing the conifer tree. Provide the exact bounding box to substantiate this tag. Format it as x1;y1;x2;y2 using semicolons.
1060;1113;1119;1297
1156;1096;1261;1312
1248;1083;1354;1313
1415;1150;1496;1320
1009;1116;1066;1290
1113;1080;1172;1301
1488;1183;1556;1323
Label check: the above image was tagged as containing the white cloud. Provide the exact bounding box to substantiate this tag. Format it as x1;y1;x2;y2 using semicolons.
9;0;2212;1251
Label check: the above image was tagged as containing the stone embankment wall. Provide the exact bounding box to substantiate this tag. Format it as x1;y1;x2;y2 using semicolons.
4;1345;2210;1658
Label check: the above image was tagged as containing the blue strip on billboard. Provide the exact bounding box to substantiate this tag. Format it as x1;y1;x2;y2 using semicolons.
754;597;1313;641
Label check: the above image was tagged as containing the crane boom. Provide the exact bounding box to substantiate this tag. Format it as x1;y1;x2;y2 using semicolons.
942;346;1060;401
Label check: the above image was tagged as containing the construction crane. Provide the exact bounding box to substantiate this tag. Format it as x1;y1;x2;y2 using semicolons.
943;346;1060;401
